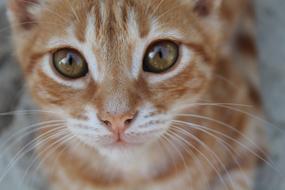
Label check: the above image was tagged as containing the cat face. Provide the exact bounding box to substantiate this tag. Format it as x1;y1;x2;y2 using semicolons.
8;0;222;156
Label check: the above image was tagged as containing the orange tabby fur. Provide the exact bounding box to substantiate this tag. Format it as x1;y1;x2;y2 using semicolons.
8;0;265;189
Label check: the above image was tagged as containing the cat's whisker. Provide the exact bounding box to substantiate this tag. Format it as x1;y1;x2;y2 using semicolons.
214;104;282;131
173;102;283;133
172;120;277;173
173;102;253;111
174;102;281;130
21;133;74;186
172;124;270;189
2;126;67;164
0;123;66;152
158;135;180;178
170;127;236;190
0;120;66;155
165;129;231;189
27;134;73;186
163;132;190;180
164;130;207;189
172;113;268;160
49;138;76;172
171;125;252;187
0;109;61;116
0;127;67;185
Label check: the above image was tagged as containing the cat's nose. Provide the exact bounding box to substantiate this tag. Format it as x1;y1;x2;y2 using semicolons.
97;111;138;134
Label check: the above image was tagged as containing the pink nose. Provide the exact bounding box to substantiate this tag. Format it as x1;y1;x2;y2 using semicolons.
97;111;138;135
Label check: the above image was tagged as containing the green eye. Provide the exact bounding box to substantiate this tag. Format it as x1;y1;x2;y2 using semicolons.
143;40;179;73
52;49;88;79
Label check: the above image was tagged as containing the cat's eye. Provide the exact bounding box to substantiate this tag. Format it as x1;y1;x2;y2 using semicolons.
52;49;88;79
143;40;179;73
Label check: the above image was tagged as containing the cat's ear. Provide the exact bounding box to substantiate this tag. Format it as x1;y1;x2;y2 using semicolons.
7;0;43;30
193;0;222;16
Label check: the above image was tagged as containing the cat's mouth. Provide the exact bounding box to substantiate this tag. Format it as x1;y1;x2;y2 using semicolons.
104;140;143;149
98;130;162;150
101;134;148;148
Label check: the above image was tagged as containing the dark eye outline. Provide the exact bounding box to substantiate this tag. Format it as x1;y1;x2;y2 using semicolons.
142;40;180;74
51;48;89;80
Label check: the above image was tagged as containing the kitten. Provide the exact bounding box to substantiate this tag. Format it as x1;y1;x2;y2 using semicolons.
7;0;266;189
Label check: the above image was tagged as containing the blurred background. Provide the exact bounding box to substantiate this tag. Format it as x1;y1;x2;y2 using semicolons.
0;0;285;189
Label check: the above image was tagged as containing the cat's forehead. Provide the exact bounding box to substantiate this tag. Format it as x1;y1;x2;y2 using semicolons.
39;0;194;44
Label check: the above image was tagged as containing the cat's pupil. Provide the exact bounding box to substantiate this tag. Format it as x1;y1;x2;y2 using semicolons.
158;49;163;59
66;54;74;66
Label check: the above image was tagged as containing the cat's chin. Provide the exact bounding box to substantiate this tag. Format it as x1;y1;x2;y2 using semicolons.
96;142;145;161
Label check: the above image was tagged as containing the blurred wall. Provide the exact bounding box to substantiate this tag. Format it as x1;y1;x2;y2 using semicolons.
255;0;285;124
255;1;285;189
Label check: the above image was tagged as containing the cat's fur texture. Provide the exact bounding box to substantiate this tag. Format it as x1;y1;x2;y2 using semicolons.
8;0;265;189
